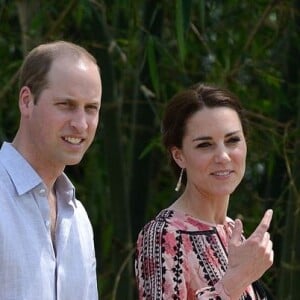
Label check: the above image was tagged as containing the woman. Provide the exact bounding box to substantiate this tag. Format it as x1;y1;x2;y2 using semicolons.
135;83;273;299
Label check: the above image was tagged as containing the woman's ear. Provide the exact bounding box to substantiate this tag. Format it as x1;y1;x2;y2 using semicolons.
170;146;185;169
19;86;34;117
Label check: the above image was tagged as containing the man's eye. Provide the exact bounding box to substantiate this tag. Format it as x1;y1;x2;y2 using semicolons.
88;106;99;110
57;102;70;107
57;102;77;109
86;106;99;112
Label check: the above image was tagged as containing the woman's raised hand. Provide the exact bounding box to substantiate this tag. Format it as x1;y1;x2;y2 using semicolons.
220;209;274;299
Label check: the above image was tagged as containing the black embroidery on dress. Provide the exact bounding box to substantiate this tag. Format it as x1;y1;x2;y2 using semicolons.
182;229;226;286
252;280;269;300
137;209;265;300
207;234;227;273
172;233;183;299
140;214;168;299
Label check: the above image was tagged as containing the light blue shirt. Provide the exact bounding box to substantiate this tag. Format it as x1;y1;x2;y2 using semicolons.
0;142;98;300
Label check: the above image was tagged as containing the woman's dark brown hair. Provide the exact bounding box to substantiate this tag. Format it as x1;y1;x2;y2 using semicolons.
161;83;248;185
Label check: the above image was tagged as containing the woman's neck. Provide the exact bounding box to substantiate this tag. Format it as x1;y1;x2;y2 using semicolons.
170;188;229;225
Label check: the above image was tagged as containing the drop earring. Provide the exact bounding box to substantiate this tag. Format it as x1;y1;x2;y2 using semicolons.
175;168;184;192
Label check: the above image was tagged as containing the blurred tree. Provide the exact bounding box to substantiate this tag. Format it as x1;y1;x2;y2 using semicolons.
0;0;299;299
277;0;300;298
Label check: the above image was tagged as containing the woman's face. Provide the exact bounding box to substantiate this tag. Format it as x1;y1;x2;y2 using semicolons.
171;106;247;198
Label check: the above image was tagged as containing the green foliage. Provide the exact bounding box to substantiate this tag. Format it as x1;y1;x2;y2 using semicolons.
175;0;192;63
146;36;160;95
1;0;299;299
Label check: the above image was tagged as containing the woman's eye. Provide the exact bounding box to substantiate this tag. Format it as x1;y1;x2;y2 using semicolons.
197;142;212;148
227;137;241;144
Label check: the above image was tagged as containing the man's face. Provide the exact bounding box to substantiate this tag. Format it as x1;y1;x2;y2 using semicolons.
25;55;102;170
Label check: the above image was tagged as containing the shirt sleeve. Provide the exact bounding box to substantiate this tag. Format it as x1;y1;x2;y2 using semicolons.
196;282;231;299
135;220;190;299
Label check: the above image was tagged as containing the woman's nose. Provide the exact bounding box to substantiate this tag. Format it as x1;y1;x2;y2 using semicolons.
214;146;230;163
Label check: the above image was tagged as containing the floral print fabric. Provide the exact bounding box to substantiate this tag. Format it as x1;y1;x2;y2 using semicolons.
135;209;265;299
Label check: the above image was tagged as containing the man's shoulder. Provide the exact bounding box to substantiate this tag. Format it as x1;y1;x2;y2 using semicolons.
0;161;11;185
73;199;90;219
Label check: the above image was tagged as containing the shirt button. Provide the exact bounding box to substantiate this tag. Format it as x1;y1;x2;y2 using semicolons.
45;220;50;227
39;188;46;196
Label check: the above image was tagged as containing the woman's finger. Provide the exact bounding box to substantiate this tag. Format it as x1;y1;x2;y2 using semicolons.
249;209;273;239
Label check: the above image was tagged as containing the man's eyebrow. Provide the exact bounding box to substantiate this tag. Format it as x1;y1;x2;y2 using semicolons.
53;96;74;101
88;101;101;106
54;97;100;105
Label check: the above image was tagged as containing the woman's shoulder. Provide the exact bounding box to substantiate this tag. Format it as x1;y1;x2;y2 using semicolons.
139;209;178;234
141;208;216;234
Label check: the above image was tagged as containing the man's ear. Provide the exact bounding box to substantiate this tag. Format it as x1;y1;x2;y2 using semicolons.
170;146;185;169
19;86;34;117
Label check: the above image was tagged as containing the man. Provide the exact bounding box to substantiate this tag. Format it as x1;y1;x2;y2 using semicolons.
0;41;102;299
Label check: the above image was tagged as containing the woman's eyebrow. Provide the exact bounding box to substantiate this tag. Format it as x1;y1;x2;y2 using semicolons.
225;130;241;137
192;136;211;142
192;130;242;142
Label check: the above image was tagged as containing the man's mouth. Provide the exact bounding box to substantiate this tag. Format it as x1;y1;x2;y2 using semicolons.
63;136;83;145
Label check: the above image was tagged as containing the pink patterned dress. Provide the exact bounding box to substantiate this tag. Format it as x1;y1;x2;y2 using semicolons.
135;209;268;299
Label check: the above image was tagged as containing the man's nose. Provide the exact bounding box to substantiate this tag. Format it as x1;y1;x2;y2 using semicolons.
70;109;88;131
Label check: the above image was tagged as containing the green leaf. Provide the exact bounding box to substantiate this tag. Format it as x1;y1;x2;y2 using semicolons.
147;36;159;95
175;0;192;63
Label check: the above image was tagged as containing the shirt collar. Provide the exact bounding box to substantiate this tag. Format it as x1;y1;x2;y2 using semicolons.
0;142;42;195
0;142;76;206
55;173;77;207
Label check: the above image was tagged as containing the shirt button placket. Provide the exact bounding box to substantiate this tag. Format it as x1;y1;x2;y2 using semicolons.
38;187;51;231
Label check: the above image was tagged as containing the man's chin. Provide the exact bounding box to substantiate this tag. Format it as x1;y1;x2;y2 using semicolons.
65;156;84;166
